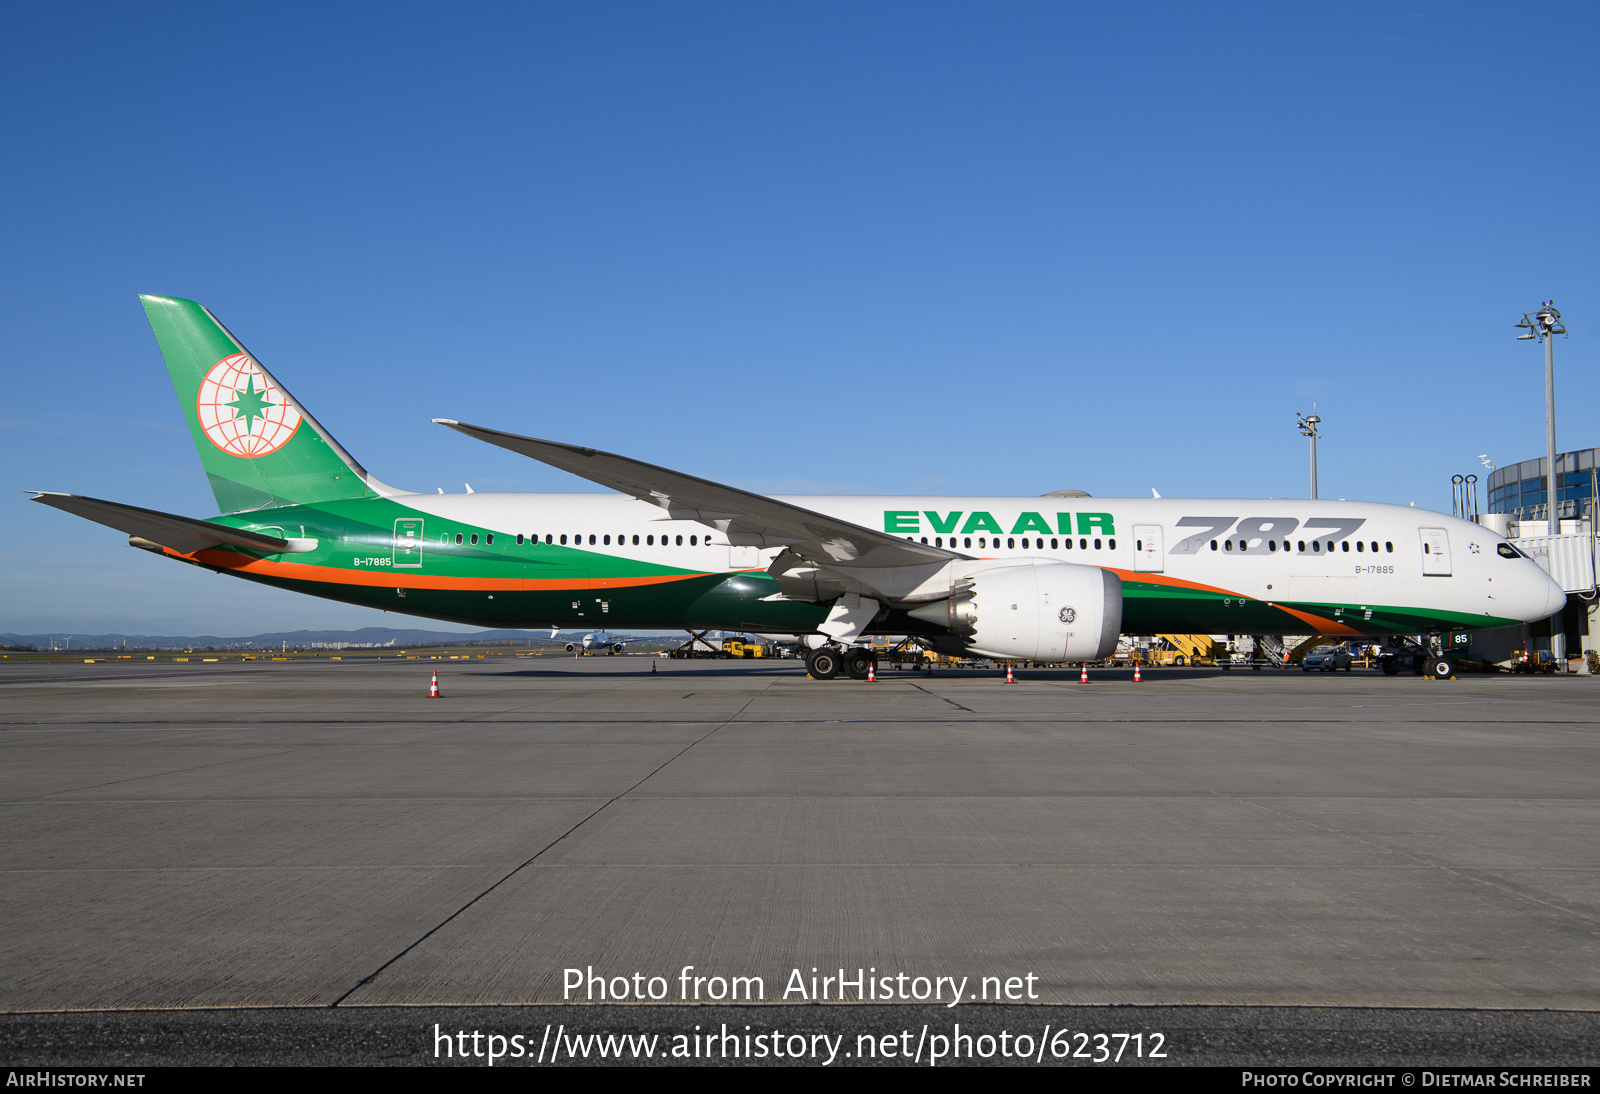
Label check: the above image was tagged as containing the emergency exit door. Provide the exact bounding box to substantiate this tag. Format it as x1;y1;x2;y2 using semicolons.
393;519;424;567
1133;524;1164;573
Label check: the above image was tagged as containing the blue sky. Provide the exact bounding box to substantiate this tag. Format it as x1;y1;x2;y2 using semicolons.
3;1;1595;635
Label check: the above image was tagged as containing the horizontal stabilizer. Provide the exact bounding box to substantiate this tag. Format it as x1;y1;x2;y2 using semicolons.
28;492;301;556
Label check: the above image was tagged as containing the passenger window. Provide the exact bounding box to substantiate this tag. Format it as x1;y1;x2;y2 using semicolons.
589;534;596;545
1298;540;1305;552
690;535;697;546
1356;541;1364;552
675;535;683;546
545;534;553;544
1225;540;1233;551
1210;540;1218;551
1312;541;1320;552
559;534;567;545
964;537;972;548
486;534;493;544
470;533;479;545
921;537;928;544
1051;538;1058;549
516;534;524;545
935;537;942;548
1385;542;1393;552
646;535;654;545
1007;538;1014;549
455;533;464;545
1341;541;1349;552
603;535;610;545
1268;540;1277;552
633;535;640;545
1107;538;1115;550
1079;538;1087;549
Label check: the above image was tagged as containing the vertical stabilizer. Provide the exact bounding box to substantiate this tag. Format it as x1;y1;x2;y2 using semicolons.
140;295;396;512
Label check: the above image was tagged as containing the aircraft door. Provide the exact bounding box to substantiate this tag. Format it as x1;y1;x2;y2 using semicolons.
393;519;424;567
1419;527;1451;576
1133;524;1164;573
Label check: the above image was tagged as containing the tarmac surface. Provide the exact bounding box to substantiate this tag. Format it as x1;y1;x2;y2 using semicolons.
1;656;1597;1065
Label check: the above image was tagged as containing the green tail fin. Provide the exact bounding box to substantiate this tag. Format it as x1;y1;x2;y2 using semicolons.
140;295;383;513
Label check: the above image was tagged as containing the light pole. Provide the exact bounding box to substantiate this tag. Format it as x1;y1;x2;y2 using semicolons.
1515;302;1568;531
1296;407;1322;500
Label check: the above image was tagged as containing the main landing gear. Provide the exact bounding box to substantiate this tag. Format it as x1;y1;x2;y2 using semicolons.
806;646;876;680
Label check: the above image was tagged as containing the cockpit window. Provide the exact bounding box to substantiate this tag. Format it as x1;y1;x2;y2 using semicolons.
1496;543;1522;559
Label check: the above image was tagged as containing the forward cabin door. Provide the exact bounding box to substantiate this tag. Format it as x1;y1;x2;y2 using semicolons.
1133;524;1164;573
1420;527;1451;576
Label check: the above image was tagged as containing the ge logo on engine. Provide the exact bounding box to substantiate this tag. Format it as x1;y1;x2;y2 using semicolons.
1059;607;1076;624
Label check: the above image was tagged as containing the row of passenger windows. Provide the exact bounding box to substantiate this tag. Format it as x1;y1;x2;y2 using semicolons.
444;531;708;547
1210;539;1393;553
906;535;1115;551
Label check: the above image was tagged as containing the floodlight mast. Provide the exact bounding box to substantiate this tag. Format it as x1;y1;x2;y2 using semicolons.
1514;303;1568;532
1296;406;1322;500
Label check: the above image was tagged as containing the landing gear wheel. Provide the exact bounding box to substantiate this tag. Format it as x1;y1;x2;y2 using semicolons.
806;648;840;680
1432;659;1454;679
843;649;874;680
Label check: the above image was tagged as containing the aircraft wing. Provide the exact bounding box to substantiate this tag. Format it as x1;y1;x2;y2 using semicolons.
433;420;962;569
28;492;294;556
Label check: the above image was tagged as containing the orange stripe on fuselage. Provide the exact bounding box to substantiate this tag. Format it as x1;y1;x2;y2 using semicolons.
1105;567;1363;636
174;547;710;591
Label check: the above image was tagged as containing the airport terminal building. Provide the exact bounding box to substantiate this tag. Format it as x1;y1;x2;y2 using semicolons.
1487;446;1600;526
1479;446;1599;670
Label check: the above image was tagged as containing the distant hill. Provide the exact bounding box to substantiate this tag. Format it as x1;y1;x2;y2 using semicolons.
0;626;673;651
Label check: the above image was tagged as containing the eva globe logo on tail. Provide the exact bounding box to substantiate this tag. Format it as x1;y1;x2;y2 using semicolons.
195;353;301;457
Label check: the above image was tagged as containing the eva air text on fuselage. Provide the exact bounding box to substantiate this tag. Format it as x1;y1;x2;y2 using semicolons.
884;510;1116;536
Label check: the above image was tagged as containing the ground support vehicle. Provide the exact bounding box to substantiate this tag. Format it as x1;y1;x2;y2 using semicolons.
1509;649;1558;675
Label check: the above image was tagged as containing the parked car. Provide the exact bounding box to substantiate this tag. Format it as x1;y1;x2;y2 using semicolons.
1301;645;1353;672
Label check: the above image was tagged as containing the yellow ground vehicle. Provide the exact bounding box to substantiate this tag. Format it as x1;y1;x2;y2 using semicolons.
1146;635;1217;666
722;637;766;658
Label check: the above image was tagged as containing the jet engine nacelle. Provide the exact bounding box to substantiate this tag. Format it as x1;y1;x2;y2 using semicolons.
565;642;578;653
908;561;1122;662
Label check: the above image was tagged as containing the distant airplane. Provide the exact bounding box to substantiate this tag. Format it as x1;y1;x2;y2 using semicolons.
32;296;1566;681
555;627;628;655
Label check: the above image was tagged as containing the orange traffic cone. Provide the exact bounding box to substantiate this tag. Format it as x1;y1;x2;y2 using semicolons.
1006;662;1015;683
428;670;440;698
1133;663;1142;682
651;659;657;673
1079;662;1089;683
867;661;876;682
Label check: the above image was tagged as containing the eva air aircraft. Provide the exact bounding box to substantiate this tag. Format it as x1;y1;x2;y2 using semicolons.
33;296;1565;680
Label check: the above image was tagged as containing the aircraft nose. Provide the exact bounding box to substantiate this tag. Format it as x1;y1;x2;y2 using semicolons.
1541;569;1567;618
